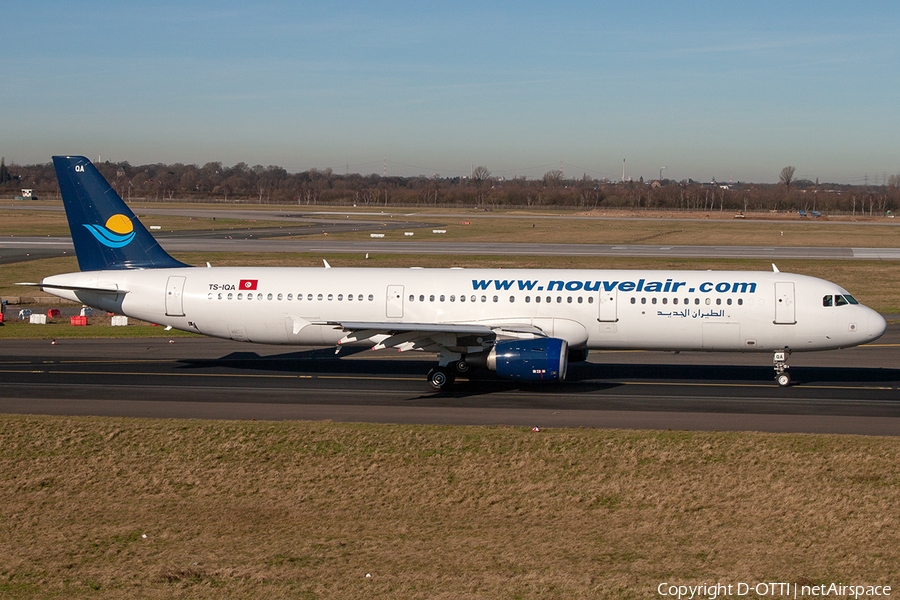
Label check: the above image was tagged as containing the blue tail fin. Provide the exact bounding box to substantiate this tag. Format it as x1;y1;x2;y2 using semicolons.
52;155;189;271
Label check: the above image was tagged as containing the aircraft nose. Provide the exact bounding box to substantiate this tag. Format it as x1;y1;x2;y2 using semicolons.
867;309;887;341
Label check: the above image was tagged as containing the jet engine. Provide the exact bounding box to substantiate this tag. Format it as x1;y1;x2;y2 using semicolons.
483;338;569;381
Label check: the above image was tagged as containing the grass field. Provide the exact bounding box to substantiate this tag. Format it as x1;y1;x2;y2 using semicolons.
1;415;897;599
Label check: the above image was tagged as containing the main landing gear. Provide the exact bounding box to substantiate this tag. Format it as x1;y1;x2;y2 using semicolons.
427;366;454;389
773;349;791;387
427;355;470;390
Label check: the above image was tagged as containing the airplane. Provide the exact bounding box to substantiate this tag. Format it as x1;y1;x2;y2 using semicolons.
21;155;887;389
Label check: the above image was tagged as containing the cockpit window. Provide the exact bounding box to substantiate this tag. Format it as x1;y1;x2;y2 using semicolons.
845;294;859;305
823;295;833;307
835;295;849;307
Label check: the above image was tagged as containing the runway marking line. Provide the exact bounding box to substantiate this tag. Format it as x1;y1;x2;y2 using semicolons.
0;369;419;382
621;381;894;391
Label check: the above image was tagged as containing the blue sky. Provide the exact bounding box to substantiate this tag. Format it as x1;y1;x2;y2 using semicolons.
3;1;898;183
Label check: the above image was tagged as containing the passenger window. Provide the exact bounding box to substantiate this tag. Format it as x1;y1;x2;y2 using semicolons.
641;297;646;304
228;293;233;300
430;295;435;302
472;296;477;302
578;297;583;304
278;293;283;301
823;295;833;307
525;296;531;303
704;298;710;305
716;298;721;305
556;297;562;303
409;295;414;302
460;295;466;302
420;295;425;302
662;298;667;305
727;298;732;305
217;293;222;300
673;298;679;305
481;296;487;303
368;294;374;301
567;297;572;303
509;296;515;303
287;293;293;301
652;297;657;305
237;293;243;300
631;297;636;304
694;298;700;305
737;298;743;306
588;297;594;304
309;294;314;301
835;295;849;306
257;293;263;301
327;294;333;301
440;295;445;302
450;295;455;302
317;294;323;301
536;296;541;303
493;296;498;303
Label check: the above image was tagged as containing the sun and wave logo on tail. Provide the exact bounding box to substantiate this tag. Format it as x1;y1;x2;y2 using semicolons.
83;214;136;248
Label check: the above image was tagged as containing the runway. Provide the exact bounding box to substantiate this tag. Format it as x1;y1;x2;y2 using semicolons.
2;327;899;435
5;235;900;264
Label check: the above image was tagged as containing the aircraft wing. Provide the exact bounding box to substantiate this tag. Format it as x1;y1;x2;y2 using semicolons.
316;320;547;353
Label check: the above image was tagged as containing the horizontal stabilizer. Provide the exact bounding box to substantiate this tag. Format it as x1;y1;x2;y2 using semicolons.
17;282;129;295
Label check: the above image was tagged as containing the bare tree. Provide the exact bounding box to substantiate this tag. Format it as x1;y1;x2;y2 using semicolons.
779;166;796;188
471;166;491;185
543;170;564;187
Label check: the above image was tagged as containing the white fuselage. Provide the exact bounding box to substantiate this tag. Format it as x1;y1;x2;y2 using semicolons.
41;267;886;353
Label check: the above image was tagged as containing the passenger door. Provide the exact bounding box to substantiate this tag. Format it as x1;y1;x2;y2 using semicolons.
165;276;186;317
774;282;796;324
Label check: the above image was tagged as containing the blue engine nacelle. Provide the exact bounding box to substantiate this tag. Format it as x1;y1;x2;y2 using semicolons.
486;338;569;381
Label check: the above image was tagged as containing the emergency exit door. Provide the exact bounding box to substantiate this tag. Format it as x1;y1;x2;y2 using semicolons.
386;285;404;318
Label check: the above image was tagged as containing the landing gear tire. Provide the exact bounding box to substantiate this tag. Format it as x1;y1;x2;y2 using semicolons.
776;372;791;387
428;367;455;390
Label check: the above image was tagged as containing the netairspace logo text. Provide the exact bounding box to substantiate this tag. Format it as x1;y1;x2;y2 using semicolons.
657;581;892;599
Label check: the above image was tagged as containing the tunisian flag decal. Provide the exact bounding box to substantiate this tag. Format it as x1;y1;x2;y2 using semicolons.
239;279;258;290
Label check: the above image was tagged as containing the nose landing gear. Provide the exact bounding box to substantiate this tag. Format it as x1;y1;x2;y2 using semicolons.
774;349;791;386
